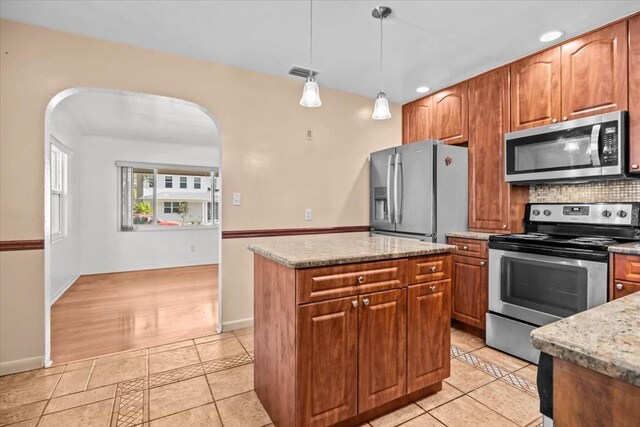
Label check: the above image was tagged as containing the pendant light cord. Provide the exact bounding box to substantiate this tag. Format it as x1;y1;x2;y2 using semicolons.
309;0;313;77
379;13;383;92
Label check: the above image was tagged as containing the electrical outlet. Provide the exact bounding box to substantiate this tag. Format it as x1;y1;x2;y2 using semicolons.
190;245;196;252
305;208;312;221
233;192;241;206
306;129;312;140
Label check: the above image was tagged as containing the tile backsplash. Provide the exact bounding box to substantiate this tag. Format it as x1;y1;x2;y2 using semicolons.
529;179;640;203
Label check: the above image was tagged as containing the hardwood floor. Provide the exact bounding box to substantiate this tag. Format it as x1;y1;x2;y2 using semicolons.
51;264;218;365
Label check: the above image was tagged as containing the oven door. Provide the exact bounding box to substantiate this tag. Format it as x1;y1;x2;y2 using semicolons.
489;249;607;326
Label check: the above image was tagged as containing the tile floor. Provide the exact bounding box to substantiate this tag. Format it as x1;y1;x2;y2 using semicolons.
0;327;541;427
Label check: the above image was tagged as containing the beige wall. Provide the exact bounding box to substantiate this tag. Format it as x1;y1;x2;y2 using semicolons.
0;19;400;370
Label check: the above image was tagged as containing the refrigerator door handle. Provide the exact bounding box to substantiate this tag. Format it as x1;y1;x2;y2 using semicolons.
394;153;402;224
386;154;394;223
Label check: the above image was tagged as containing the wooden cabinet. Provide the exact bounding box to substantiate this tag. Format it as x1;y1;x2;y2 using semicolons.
297;297;358;426
609;253;640;301
468;67;527;233
561;21;628;121
358;289;406;412
629;15;640;174
510;47;562;130
402;97;433;144
407;280;450;393
254;253;452;426
451;255;487;329
433;82;469;144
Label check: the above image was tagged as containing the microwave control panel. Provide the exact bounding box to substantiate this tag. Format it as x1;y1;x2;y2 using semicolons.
601;121;618;166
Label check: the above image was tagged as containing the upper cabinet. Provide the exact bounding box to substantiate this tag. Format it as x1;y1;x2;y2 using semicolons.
402;97;433;144
561;21;628;121
510;47;562;130
629;15;640;173
433;82;469;144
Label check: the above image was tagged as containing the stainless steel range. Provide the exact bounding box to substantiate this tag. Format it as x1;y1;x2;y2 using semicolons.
486;202;640;364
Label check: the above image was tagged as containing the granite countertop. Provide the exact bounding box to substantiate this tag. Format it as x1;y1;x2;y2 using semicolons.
248;235;456;269
531;293;640;386
445;231;496;241
608;241;640;255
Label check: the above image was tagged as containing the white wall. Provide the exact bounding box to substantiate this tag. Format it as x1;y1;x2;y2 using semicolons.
79;135;219;275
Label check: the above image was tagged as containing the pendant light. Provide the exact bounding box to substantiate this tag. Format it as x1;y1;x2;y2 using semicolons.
371;6;391;120
300;0;322;107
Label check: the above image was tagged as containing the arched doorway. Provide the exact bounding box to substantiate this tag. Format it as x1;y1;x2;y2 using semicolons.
43;88;223;366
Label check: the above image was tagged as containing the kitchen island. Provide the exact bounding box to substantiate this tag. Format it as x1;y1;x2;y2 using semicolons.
531;293;640;427
248;235;456;426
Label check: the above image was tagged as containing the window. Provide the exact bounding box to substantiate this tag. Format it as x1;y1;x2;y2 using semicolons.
51;145;68;241
118;163;218;230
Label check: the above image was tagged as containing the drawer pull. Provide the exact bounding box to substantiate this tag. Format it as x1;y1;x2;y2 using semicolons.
429;285;437;292
462;245;468;250
352;300;358;308
429;266;437;272
632;164;639;170
357;276;365;284
480;261;486;266
363;298;370;306
616;283;624;291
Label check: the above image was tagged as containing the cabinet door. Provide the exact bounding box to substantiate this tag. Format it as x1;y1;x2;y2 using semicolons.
511;47;562;130
451;255;487;329
407;280;451;393
358;289;406;412
402;103;414;144
629;15;640;174
402;98;433;144
433;82;468;144
561;21;628;121
297;297;358;426
468;67;513;232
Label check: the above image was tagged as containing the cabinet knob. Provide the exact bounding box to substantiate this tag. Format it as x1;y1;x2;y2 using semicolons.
552;118;558;123
480;261;486;266
363;298;370;306
352;300;358;308
502;224;508;229
357;276;365;284
462;245;468;250
429;285;437;292
562;116;568;121
429;266;437;272
632;164;639;170
616;283;624;291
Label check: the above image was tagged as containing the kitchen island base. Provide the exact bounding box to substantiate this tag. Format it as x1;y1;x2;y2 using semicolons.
252;245;453;427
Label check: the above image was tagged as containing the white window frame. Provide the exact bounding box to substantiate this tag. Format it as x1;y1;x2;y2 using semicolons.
179;176;188;189
194;177;201;189
116;161;218;231
50;144;68;243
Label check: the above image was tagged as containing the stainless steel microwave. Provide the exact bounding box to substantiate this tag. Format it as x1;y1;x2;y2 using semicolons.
504;111;630;184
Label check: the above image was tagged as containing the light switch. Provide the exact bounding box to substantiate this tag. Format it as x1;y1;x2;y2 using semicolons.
305;208;312;221
233;192;241;206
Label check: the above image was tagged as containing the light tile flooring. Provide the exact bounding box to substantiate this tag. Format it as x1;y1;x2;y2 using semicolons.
0;327;541;427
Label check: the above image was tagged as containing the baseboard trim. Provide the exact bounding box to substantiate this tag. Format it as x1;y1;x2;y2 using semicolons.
51;274;80;305
221;317;254;332
0;356;44;376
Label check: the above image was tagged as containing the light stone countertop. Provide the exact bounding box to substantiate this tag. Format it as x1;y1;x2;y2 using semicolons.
608;241;640;255
248;235;456;269
445;231;497;241
531;293;640;386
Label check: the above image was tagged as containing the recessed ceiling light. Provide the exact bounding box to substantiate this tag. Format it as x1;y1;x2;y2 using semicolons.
538;30;565;43
416;86;431;93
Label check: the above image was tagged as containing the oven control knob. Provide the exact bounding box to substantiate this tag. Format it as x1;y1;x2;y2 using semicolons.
617;210;628;218
532;209;540;216
543;209;551;216
601;210;612;218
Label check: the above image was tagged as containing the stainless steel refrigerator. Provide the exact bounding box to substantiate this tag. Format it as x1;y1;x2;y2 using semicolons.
370;140;468;243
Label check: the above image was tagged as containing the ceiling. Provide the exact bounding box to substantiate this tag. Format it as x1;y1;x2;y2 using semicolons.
52;90;219;146
2;1;639;104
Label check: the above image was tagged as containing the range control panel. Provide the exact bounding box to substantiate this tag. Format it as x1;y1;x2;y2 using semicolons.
529;203;636;226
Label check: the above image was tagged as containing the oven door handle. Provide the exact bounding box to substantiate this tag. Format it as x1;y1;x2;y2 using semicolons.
590;124;601;167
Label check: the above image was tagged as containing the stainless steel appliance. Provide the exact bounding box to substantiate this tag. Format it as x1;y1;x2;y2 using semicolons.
370;140;468;243
504;111;632;184
486;202;640;364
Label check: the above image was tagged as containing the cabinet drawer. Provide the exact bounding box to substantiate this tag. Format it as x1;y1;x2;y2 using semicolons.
613;254;640;282
407;255;451;284
447;238;488;259
297;259;407;304
611;280;640;300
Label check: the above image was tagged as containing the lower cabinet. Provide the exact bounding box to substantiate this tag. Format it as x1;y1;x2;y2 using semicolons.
609;253;640;301
407;280;451;393
451;255;487;329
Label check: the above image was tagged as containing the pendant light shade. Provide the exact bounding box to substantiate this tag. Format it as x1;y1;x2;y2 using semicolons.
371;6;392;120
372;92;391;120
300;0;321;108
300;75;322;107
